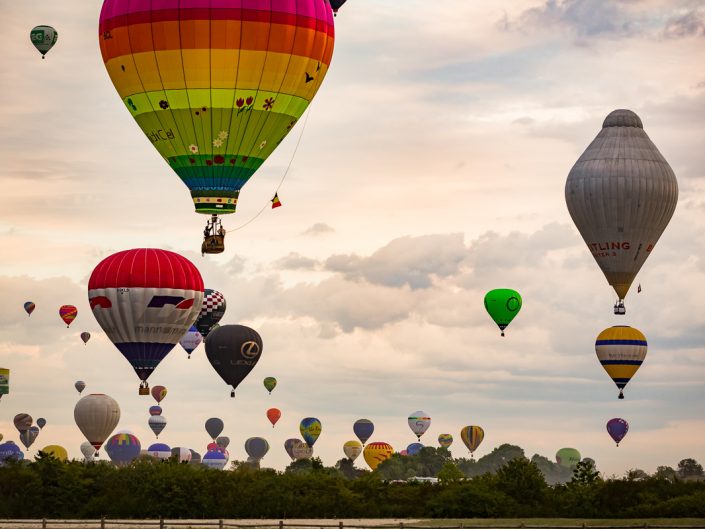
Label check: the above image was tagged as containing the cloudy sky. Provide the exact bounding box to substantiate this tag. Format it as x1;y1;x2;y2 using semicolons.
1;0;704;476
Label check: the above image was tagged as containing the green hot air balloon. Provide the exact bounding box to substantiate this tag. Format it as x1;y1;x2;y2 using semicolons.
30;26;58;59
263;377;277;394
556;447;581;469
484;289;522;337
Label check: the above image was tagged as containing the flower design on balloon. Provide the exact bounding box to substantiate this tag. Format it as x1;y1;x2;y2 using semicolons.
218;131;228;140
189;144;199;154
259;140;267;150
213;139;223;148
263;98;275;110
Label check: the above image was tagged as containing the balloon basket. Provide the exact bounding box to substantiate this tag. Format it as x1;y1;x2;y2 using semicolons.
139;387;149;396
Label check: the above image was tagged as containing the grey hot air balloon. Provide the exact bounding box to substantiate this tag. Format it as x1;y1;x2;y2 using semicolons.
74;394;120;457
244;437;270;461
565;109;678;314
205;418;224;441
75;381;86;395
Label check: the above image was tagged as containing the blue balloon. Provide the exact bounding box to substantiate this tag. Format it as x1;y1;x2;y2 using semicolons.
0;442;24;464
353;419;374;445
407;442;424;456
203;450;227;469
105;433;141;465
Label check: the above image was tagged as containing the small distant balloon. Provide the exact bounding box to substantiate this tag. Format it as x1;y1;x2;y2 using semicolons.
23;302;35;316
363;442;394;470
607;418;629;446
74;394;120;456
13;413;33;433
36;418;47;429
30;25;58;59
75;381;86;395
0;442;24;463
484;289;522;336
19;426;40;449
406;442;424;456
407;411;431;440
438;433;453;448
292;439;313;461
300;417;322;447
460;425;484;456
81;332;91;344
284;438;298;461
195;289;227;338
263;376;277;394
105;433;141;466
147;443;171;460
353;419;374;445
151;385;167;404
148;416;167;438
171;446;192;463
266;408;281;427
59;305;78;328
40;445;68;461
329;0;347;15
216;436;230;450
149;405;162;416
80;441;95;462
343;440;362;462
205;418;224;441
556;447;581;469
596;326;647;399
179;325;203;358
245;437;270;460
202;450;228;470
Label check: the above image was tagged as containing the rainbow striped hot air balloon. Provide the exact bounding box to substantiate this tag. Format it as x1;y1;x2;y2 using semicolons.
98;0;336;250
595;326;647;399
460;425;484;457
59;305;77;327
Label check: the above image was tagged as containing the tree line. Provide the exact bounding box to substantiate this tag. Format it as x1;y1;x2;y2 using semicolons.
0;444;703;519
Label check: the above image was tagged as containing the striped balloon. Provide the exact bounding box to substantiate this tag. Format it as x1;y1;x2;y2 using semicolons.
98;0;335;217
438;433;453;448
595;326;647;399
460;425;484;457
88;249;204;392
59;305;78;327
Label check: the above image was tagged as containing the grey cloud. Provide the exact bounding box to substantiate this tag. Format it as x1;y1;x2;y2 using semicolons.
301;223;335;236
664;10;705;38
274;252;320;271
325;233;467;289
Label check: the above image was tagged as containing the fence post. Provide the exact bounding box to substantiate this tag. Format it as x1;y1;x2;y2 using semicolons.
339;522;343;529
101;517;106;529
279;521;284;529
219;520;224;529
159;517;165;529
459;523;464;529
42;519;47;529
400;523;404;529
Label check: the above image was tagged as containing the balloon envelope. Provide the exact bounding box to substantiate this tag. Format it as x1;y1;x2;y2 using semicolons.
205;325;263;395
171;446;192;463
147;443;171;460
74;394;121;453
292;439;314;461
30;25;58;58
438;433;453;448
205;418;224;441
300;417;322;447
556;447;581;468
87;249;204;387
75;381;86;395
148;415;167;437
263;376;277;394
460;425;484;455
179;326;203;357
105;433;141;465
13;413;32;433
98;1;335;217
596;326;647;398
19;427;40;449
149;406;162;416
40;445;68;461
565;110;678;306
266;408;281;427
202;450;227;470
216;436;230;450
343;440;362;462
80;441;96;462
23;302;35;316
406;442;424;456
59;305;77;327
607;418;629;446
151;385;167;404
195;290;227;338
484;289;522;336
363;442;393;470
36;418;46;429
353;419;374;445
81;332;91;344
0;442;24;463
0;368;8;400
245;437;270;460
407;411;431;440
284;438;298;461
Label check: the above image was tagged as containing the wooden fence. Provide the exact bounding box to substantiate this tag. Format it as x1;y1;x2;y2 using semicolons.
2;521;705;529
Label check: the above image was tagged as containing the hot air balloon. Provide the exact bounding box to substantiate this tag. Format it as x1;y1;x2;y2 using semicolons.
19;427;40;450
216;436;230;450
460;426;484;457
267;408;281;427
343;440;362;462
189;450;202;465
202;450;228;469
363;442;393;471
607;418;629;447
13;413;32;433
0;442;24;464
36;418;47;430
59;305;78;328
406;442;424;456
596;326;647;399
171;446;192;463
353;419;374;445
148;406;162;417
105;432;141;465
151;386;167;404
40;445;68;461
408;411;431;440
484;289;522;337
81;332;91;345
98;0;335;253
263;377;277;394
23;302;35;316
329;0;347;16
245;437;270;460
179;326;203;358
195;290;226;338
284;438;299;461
582;457;596;469
292;440;314;461
300;417;322;447
0;368;8;401
88;249;204;394
30;25;58;59
205;325;262;397
205;418;224;441
80;441;96;462
556;448;581;469
565;110;678;314
75;381;86;395
147;443;171;460
74;394;120;457
148;416;167;438
438;434;453;448
207;442;220;452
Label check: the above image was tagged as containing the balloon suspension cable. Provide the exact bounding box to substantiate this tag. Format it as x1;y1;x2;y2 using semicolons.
229;105;314;232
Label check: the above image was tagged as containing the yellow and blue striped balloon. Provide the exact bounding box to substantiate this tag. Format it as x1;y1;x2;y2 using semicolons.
595;326;647;399
460;425;484;457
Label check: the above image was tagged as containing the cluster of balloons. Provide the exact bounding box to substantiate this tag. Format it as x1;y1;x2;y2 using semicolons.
22;301;91;345
147;386;168;439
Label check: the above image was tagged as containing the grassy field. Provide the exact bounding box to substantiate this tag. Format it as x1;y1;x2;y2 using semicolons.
404;520;705;528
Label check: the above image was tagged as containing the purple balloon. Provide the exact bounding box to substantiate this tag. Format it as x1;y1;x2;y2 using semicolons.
606;418;629;446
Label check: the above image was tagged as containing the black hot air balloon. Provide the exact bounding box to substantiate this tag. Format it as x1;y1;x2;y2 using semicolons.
205;325;263;397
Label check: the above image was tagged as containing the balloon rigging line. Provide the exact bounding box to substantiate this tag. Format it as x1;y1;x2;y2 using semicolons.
228;105;313;232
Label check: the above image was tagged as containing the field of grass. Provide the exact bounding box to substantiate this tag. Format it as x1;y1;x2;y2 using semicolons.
405;520;705;528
